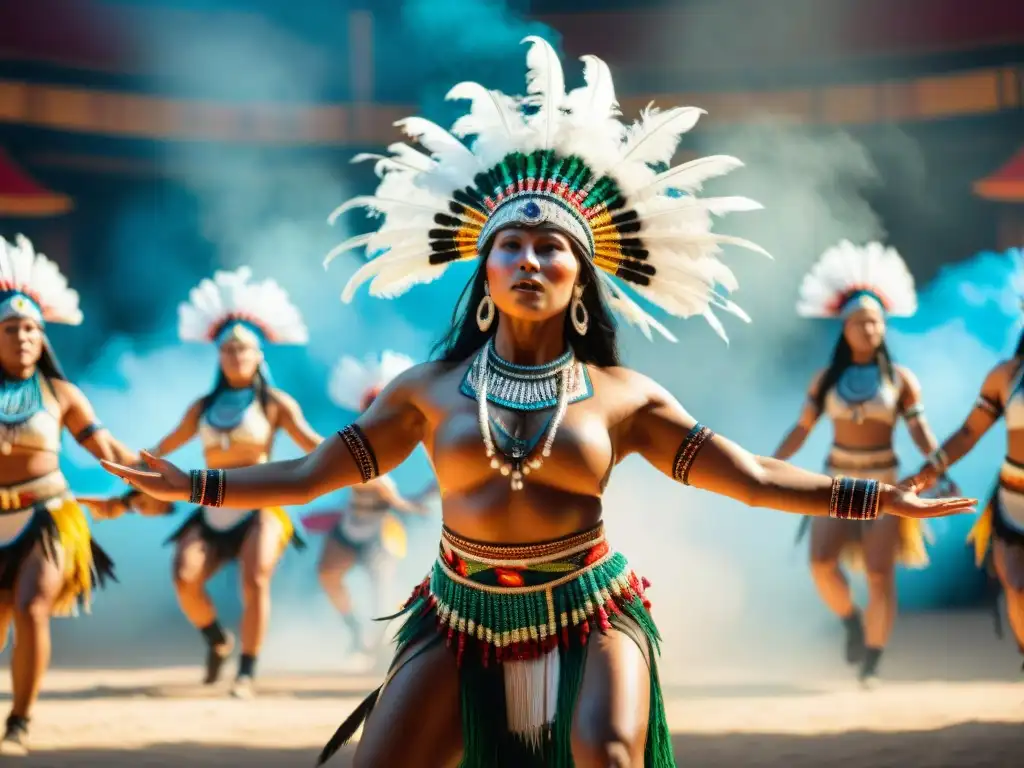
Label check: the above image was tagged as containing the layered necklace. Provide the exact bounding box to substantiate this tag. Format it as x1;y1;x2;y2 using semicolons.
205;386;256;450
461;340;592;491
836;364;881;425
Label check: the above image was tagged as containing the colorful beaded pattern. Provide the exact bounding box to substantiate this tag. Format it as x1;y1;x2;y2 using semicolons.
672;423;713;485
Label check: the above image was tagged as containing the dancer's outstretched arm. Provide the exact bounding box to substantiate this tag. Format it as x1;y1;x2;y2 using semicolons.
619;369;976;520
903;362;1009;491
99;364;432;507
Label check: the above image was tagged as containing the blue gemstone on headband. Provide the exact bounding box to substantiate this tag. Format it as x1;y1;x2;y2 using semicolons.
522;201;541;219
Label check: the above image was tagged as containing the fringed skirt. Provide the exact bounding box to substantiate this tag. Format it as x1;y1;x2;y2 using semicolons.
0;472;115;616
166;505;305;562
800;445;930;570
966;460;1024;568
318;523;674;768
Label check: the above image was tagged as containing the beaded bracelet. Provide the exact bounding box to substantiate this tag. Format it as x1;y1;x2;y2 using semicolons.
828;476;880;521
927;448;949;473
672;422;714;486
338;424;379;484
189;469;226;507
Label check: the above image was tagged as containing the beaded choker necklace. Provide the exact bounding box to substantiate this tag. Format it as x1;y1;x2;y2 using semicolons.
463;341;591;491
460;340;592;410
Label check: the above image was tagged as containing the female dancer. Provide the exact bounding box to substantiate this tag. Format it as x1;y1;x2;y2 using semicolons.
773;241;950;686
904;280;1024;673
0;234;145;754
100;40;974;768
304;350;436;657
110;267;322;698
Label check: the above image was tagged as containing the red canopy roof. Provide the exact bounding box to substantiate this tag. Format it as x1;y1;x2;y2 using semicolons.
975;147;1024;203
0;149;72;217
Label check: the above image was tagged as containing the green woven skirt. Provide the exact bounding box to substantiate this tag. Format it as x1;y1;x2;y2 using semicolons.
318;523;674;767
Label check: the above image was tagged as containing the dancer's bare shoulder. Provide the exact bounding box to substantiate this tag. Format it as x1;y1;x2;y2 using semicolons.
587;365;688;425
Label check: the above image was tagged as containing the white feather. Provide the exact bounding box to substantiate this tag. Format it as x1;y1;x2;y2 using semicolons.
329;350;416;411
520;36;566;149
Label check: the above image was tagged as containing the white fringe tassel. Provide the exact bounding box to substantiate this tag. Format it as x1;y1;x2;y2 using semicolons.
503;648;561;749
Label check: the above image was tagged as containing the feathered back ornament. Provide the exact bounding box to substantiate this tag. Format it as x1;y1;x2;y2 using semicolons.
0;234;82;326
326;37;768;342
178;266;308;345
797;240;917;319
329;350;415;411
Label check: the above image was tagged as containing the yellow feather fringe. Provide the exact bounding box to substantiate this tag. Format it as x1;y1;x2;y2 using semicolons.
49;498;100;617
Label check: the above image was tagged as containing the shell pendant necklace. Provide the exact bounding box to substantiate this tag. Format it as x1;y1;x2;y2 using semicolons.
474;342;572;491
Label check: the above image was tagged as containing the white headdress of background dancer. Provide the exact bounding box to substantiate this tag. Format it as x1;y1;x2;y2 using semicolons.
178;266;308;349
325;36;768;343
0;234;82;327
796;239;917;320
329;350;415;413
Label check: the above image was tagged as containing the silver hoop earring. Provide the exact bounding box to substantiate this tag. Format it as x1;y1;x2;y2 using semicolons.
570;284;589;335
477;282;495;332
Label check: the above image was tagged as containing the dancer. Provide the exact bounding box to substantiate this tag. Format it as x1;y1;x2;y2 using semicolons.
904;266;1024;673
110;267;322;699
773;240;950;686
303;350;436;658
100;39;974;768
0;234;145;754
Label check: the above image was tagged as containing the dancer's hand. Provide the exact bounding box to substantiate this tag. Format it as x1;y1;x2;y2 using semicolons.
78;496;128;521
99;450;190;503
879;484;976;519
898;464;939;494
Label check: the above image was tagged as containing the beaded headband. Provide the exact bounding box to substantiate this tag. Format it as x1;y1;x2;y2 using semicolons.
326;37;769;343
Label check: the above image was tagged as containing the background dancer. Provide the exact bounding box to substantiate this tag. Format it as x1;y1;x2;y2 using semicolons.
95;267;322;699
98;39;974;768
904;269;1024;675
0;235;143;754
774;241;953;686
303;350;436;661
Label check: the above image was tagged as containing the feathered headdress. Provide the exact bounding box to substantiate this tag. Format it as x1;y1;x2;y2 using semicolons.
0;234;82;326
178;266;308;346
329;350;415;412
325;37;768;342
797;240;917;319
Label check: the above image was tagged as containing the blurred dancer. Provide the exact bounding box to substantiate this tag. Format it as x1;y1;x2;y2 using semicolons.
0;235;143;754
774;241;951;686
303;351;435;659
96;267;322;699
904;262;1024;673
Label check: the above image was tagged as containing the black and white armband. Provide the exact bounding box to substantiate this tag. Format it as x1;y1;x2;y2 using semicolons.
338;424;379;484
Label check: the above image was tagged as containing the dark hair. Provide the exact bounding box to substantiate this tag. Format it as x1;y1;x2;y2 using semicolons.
1015;326;1024;357
813;332;896;413
200;367;271;413
430;240;621;367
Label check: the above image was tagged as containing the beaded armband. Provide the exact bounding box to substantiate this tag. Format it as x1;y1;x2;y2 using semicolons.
672;423;714;485
828;476;880;521
902;403;924;421
189;469;225;507
73;422;104;444
974;395;1002;418
338;424;379;484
